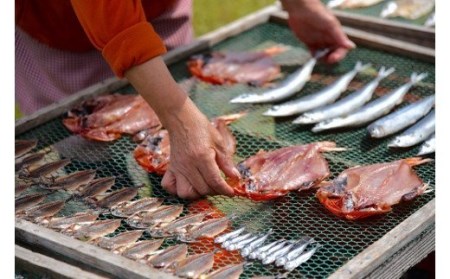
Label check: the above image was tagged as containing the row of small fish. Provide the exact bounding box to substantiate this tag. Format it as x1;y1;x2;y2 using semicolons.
214;227;319;272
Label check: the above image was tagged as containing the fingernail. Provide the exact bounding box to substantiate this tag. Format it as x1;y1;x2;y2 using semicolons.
232;167;241;178
347;40;356;48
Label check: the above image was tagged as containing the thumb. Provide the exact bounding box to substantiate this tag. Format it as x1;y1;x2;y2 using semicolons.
216;151;240;180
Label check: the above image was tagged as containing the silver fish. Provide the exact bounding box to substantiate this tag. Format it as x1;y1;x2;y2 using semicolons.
47;211;99;230
214;227;246;244
293;66;395;124
69;219;122;241
122;239;164;260
15;193;46;213
15;152;46;172
97;230;144;252
262;242;296;265
275;237;313;267
388;109;435;148
91;187;139;209
77;177;115;198
248;239;285;260
230;49;329;104
222;232;254;250
202;263;245;279
283;244;321;272
417;133;435;156
181;216;231;242
226;234;259;251
110;197;163;218
150;211;211;238
263;61;371;117
44;169;97;190
240;230;272;257
147;244;188;268
174;252;215;278
25;159;71;179
16;139;38;158
126;205;184;229
312;72;427;132
258;240;290;261
381;0;435;20
367;95;434;138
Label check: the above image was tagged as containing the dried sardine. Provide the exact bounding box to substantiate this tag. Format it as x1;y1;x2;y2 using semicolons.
388;109;435;148
275;237;314;267
257;240;289;261
283;244;321;271
110;197;163;218
147;244;188;268
15;193;46;213
16;139;38;158
417;133;435;156
122;239;164;260
174;252;215;278
241;230;273;257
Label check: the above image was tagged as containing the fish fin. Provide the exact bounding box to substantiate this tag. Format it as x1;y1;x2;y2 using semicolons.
354;61;372;72
409;72;428;85
377;66;395;79
403;157;433;166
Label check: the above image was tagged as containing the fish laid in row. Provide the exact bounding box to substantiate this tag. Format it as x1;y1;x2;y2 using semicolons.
230;49;329;104
264;61;371;117
96;230;144;253
388;109;435;148
126;205;184;229
111;197;164;218
123;239;164;260
15;152;46;172
87;187;139;209
417;133;435;156
63;219;122;241
19;158;71;180
311;72;427;132
15;139;38;158
41;169;97;191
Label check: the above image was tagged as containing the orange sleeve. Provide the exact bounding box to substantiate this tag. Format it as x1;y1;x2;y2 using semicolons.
70;0;167;78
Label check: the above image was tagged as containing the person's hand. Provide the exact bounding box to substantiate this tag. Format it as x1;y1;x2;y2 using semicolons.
281;0;356;63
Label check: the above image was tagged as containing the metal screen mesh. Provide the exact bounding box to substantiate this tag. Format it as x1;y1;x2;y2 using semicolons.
16;22;435;278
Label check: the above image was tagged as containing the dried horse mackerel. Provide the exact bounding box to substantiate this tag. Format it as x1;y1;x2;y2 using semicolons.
15;139;38;158
202;263;245;279
20;159;71;179
15;193;46;213
76;177;116;198
41;169;97;191
47;211;99;230
87;187;139;209
173;251;215;278
95;230;144;252
63;219;122;241
126;205;184;229
179;216;231;242
146;244;188;268
24;200;65;222
122;239;164;260
15;152;46;172
110;197;163;218
149;211;212;238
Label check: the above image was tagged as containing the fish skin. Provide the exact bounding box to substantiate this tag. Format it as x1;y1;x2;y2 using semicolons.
174;252;215;278
15;152;46;172
16;139;38;158
25;200;65;220
202;263;245;279
15;193;46;213
417;133;435;156
122;239;164;260
110;197;163;218
283;245;320;271
241;230;272;257
293;66;395;124
258;240;290;261
48;211;99;230
381;0;435;20
25;159;71;179
126;205;184;229
230;49;329;104
97;230;144;252
43;169;97;191
388;109;435;148
147;244;188;268
149;212;211;238
312;72;427;132
264;61;371;117
181;217;230;242
368;95;435;138
69;219;122;241
77;177;115;198
92;187;139;209
275;237;313;267
214;227;246;244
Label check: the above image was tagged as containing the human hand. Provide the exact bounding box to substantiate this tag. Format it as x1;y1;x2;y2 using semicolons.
281;0;356;63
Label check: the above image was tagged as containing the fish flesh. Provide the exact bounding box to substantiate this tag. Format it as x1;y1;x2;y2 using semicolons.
228;141;342;201
248;239;285;260
275;237;314;267
122;239;164;260
65;219;122;241
63;94;162;142
126;205;184;229
312;72;428;132
263;61;371;117
15;193;46;213
293;66;395;124
89;187;139;209
76;177;116;198
147;244;188;268
47;211;99;230
16;139;38;158
174;252;215;278
202;263;245;279
214;227;246;244
424;12;435;27
316;157;431;220
110;197;163;218
187;46;287;86
180;216;231;242
43;169;97;191
388;109;435;148
150;211;211;238
328;0;384;9
134;113;243;175
230;49;329;104
262;242;296;265
367;95;434;138
283;244;320;272
417;133;435;156
25;200;65;221
96;230;144;252
23;159;71;179
15;152;46;172
240;230;272;257
381;0;435;20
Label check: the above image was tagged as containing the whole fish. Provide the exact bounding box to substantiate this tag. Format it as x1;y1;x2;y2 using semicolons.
24;159;71;179
96;230;144;252
258;240;291;261
110;197;163;218
90;187;139;209
230;49;329;104
263;61;371;117
147;244;188;268
226;234;259;251
15;152;46;172
388;109;435;148
328;0;384;9
241;230;272;257
15;193;46;213
150;211;211;238
248;239;285;260
180;216;231;242
15;183;31;197
283;245;321;272
122;239;164;260
76;177;115;198
43;169;97;191
424;12;435;27
417;133;435;156
126;205;184;229
312;72;427;132
214;227;246;244
174;252;215;278
16;139;38;158
47;211;99;230
67;219;122;241
222;232;254;250
262;242;296;265
201;263;245;279
25;200;65;221
275;237;314;267
293;66;395;124
381;0;435;20
367;95;434;138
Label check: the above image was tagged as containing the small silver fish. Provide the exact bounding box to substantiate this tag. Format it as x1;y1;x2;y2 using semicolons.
248;239;285;260
122;238;164;260
147;244;188;268
16;139;38;158
97;230;144;252
293;66;395;124
110;197;163;218
201;263;245;279
214;227;246;244
25;200;65;221
240;230;272;257
275;237;314;267
77;177;115;198
174;252;215;278
150;211;211;238
264;61;371;117
91;187;139;209
367;95;434;138
15;193;46;213
67;219;122;241
312;72;427;132
388;109;435;148
43;169;97;191
25;159;71;179
226;234;259;251
417;133;435;156
47;211;99;230
126;205;184;229
283;244;321;272
258;240;290;261
222;232;254;250
230;49;329;104
180;216;231;242
15;152;46;172
262;242;296;265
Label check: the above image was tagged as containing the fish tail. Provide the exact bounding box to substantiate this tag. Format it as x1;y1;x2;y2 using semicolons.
354;61;372;72
403;157;433;166
409;72;428;85
377;66;395;80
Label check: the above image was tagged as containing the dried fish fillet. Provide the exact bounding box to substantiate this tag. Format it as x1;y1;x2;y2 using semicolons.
150;212;211;238
43;169;96;190
328;0;384;9
24;159;71;179
147;244;188;268
110;197;163;218
15;193;46;213
65;219;122;241
174;252;215;278
96;230;144;252
180;216;231;242
126;205;184;229
76;177;115;198
89;187;139;209
16;139;38;158
202;263;245;279
25;200;65;221
47;211;99;230
15;152;46;172
122;239;164;260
